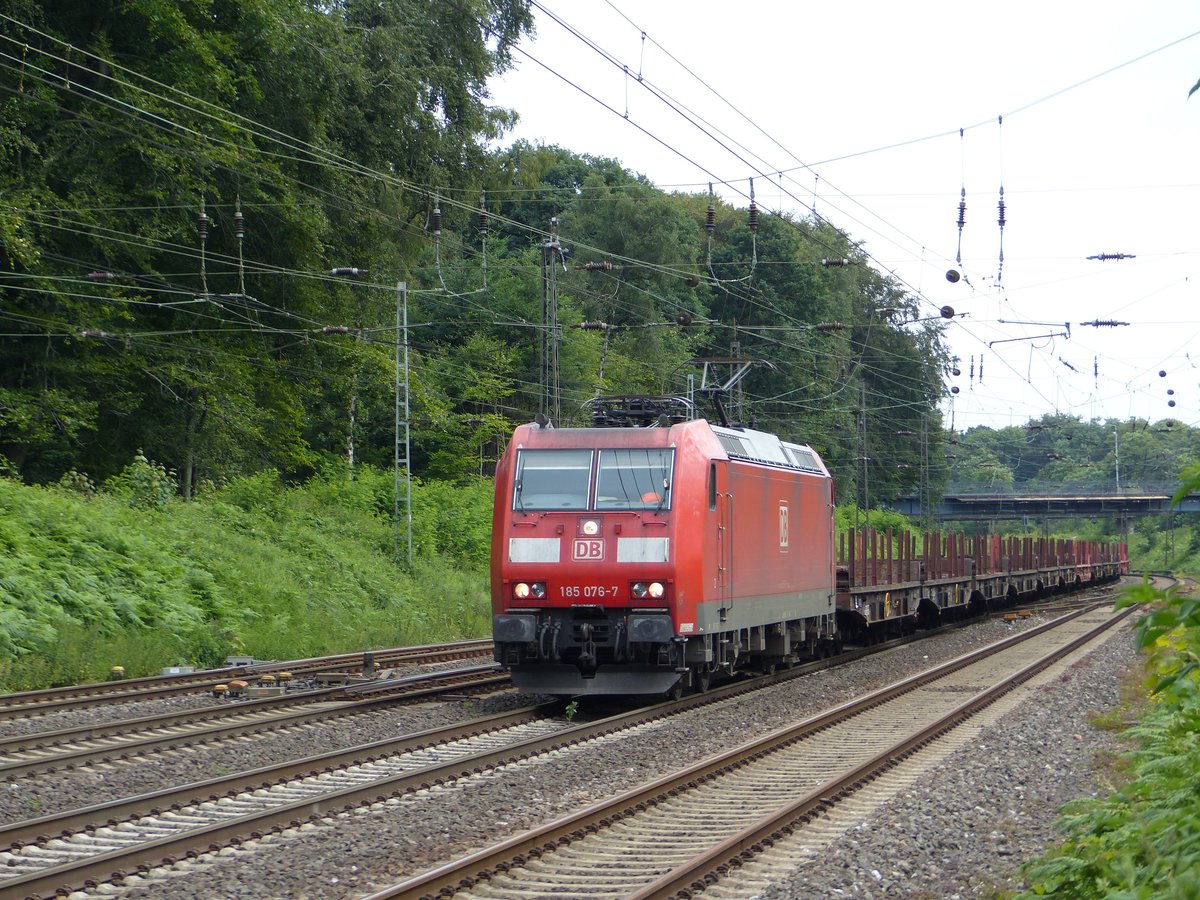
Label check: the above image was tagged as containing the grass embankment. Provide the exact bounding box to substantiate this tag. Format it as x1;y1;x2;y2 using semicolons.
0;460;494;692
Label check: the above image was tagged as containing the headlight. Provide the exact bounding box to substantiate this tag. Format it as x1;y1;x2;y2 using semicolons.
514;582;531;599
580;518;601;536
631;582;648;598
530;582;547;598
647;581;665;599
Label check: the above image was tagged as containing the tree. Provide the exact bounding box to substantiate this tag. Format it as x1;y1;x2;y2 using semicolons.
0;0;534;488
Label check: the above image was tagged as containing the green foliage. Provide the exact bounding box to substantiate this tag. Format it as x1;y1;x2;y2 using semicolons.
834;503;919;539
953;415;1200;497
0;0;534;491
105;451;177;509
411;477;495;565
1019;462;1200;896
0;473;231;663
0;458;492;690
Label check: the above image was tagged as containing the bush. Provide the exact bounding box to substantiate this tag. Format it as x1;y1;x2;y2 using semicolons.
0;461;495;689
1020;470;1200;896
104;451;176;509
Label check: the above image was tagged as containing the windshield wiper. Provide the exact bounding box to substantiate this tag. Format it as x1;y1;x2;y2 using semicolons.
653;477;669;515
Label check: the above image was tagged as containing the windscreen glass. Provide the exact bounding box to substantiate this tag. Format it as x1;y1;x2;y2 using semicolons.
595;449;675;510
513;449;593;510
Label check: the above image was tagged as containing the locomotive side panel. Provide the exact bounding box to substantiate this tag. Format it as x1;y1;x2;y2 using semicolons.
688;459;834;635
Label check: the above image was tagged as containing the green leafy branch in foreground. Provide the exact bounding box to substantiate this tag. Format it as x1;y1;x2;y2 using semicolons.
1019;466;1200;898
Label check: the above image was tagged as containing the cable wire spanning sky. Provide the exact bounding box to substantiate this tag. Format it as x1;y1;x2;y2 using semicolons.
488;0;1200;432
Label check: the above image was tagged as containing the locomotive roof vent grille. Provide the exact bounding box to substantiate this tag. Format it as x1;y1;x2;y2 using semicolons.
716;430;825;474
717;433;749;457
783;443;824;473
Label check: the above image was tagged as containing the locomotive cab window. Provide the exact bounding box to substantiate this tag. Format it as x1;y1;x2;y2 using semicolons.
513;449;593;510
596;449;675;510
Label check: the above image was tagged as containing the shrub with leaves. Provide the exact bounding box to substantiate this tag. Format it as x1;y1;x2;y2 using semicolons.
105;451;177;509
1020;467;1200;897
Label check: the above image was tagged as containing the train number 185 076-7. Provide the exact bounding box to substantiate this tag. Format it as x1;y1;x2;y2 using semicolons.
559;585;619;599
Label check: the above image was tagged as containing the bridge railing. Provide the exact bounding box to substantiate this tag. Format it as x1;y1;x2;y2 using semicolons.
932;481;1182;498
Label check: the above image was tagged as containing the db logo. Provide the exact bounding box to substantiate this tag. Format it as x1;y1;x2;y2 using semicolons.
573;539;604;560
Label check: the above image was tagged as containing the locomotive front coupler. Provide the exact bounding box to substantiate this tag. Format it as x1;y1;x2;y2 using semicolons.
577;622;599;678
612;620;629;663
536;619;562;661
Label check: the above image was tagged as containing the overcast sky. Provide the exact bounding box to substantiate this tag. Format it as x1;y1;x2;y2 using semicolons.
488;1;1200;432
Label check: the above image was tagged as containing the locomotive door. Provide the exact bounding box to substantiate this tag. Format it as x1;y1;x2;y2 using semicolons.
712;460;733;616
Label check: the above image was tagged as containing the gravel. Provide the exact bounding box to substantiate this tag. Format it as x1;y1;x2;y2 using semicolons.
19;613;1136;899
755;627;1136;899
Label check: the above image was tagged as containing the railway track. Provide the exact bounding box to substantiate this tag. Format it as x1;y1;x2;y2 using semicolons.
362;603;1135;899
0;640;494;721
0;665;509;780
0;601;1132;899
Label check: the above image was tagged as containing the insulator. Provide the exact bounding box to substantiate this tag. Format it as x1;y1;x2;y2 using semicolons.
431;203;442;236
706;183;715;232
748;201;758;233
478;191;488;235
87;271;117;282
578;320;608;331
821;258;849;268
329;267;366;277
322;325;353;334
234;205;245;240
812;322;847;331
198;208;209;239
578;261;613;272
956;198;966;229
81;329;112;339
997;197;1006;228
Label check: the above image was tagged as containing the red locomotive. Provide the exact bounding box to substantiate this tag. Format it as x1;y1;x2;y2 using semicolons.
491;398;838;696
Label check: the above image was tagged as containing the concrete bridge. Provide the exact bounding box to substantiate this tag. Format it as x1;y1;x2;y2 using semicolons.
889;482;1200;521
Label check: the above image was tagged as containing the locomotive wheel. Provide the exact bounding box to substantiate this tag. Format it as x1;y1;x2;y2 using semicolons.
693;665;712;693
666;679;684;701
